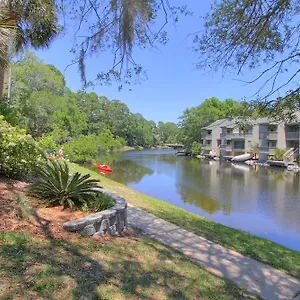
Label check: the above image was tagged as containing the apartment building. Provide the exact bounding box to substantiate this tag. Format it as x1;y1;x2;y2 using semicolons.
202;119;227;156
202;115;300;162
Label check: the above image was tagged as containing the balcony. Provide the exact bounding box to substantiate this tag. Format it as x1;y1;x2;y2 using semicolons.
202;133;212;140
232;146;245;151
202;144;212;150
286;131;300;140
259;146;275;155
259;132;278;140
220;144;232;152
221;132;251;140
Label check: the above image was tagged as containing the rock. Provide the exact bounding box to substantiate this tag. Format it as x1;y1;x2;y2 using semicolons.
107;225;117;235
80;224;96;236
99;218;110;233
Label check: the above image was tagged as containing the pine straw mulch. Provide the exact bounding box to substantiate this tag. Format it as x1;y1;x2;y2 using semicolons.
0;176;139;244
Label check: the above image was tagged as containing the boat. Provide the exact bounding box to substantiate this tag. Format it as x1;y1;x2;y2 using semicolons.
176;150;187;156
93;163;113;175
231;153;253;162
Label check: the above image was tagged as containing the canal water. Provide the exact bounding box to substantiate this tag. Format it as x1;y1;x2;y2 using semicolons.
97;149;300;251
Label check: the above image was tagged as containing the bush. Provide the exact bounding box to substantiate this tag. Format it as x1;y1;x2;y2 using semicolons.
63;135;99;163
82;192;115;212
191;141;202;156
0;116;44;178
29;161;103;210
63;130;126;163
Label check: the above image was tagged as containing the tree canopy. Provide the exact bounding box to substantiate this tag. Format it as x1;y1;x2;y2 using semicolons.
0;52;181;161
195;0;300;111
178;97;243;150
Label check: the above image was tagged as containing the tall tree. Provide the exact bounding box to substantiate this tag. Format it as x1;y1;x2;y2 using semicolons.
178;97;242;150
0;0;59;98
195;0;300;110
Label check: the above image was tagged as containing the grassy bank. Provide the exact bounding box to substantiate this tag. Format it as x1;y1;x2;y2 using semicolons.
69;163;300;279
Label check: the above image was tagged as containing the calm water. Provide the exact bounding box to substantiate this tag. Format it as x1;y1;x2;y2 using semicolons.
97;149;300;251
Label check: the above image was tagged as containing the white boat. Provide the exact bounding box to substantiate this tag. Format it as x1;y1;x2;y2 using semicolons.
231;153;253;162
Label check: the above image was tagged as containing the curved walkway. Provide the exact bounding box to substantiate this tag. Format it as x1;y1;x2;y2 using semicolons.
127;205;300;300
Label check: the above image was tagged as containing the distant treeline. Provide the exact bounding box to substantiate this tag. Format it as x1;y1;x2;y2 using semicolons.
0;53;178;162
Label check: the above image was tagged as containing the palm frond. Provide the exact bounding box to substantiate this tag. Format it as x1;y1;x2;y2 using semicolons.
29;161;102;210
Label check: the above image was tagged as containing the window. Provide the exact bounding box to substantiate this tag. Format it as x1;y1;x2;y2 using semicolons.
248;141;252;147
268;125;277;132
227;140;231;146
207;130;212;135
268;141;277;148
207;140;211;145
233;140;245;149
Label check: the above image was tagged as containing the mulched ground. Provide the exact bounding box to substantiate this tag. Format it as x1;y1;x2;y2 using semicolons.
0;176;139;243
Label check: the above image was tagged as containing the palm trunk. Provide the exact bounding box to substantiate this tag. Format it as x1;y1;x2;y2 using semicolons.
0;66;4;99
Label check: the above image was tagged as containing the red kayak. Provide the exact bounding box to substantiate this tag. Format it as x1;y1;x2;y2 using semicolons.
93;163;113;175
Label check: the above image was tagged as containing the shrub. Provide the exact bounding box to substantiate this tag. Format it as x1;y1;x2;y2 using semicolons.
63;135;98;163
29;161;102;210
63;131;126;163
82;192;115;212
0;116;44;178
191;141;202;156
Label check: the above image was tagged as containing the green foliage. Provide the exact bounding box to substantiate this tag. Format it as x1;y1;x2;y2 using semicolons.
29;161;102;210
84;193;115;212
196;0;299;106
191;141;202;156
63;131;126;163
63;135;99;163
273;148;287;160
0;115;44;178
157;121;178;144
38;135;59;154
178;97;242;150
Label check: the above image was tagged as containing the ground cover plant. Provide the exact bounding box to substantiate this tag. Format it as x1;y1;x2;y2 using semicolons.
70;163;300;279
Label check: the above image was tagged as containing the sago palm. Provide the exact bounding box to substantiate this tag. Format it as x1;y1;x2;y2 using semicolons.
29;161;102;210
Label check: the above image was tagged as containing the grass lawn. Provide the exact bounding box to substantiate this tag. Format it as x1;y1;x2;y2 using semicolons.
0;175;257;299
69;163;300;279
0;232;257;299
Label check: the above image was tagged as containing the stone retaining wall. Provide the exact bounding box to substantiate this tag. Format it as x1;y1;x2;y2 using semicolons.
63;189;127;236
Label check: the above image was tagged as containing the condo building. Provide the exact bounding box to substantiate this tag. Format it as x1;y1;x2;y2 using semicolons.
202;115;300;162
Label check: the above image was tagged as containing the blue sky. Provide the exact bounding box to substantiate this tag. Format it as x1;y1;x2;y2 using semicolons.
34;1;298;124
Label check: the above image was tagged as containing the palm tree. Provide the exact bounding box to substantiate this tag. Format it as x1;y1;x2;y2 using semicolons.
0;0;59;98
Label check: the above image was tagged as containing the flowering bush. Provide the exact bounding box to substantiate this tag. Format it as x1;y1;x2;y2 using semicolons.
0;116;44;178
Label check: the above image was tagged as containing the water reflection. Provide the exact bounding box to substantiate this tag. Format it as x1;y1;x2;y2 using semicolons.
95;152;153;184
100;149;300;250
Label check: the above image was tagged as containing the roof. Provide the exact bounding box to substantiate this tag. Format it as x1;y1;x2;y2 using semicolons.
202;119;227;130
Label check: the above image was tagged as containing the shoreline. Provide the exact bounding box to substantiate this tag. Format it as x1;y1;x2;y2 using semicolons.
69;162;300;278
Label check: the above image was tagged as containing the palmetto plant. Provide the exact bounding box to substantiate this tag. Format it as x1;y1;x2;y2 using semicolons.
29;161;102;210
0;0;59;97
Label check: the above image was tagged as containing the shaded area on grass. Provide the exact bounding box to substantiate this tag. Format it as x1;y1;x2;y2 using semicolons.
69;163;300;279
0;232;256;300
0;177;256;299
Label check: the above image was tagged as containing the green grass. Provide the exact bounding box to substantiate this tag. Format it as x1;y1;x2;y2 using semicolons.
0;232;256;299
69;163;300;279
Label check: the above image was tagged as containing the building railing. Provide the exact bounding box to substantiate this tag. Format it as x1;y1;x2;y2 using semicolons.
259;132;278;140
202;133;212;140
286;131;300;140
259;146;275;154
221;132;252;139
202;144;212;150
